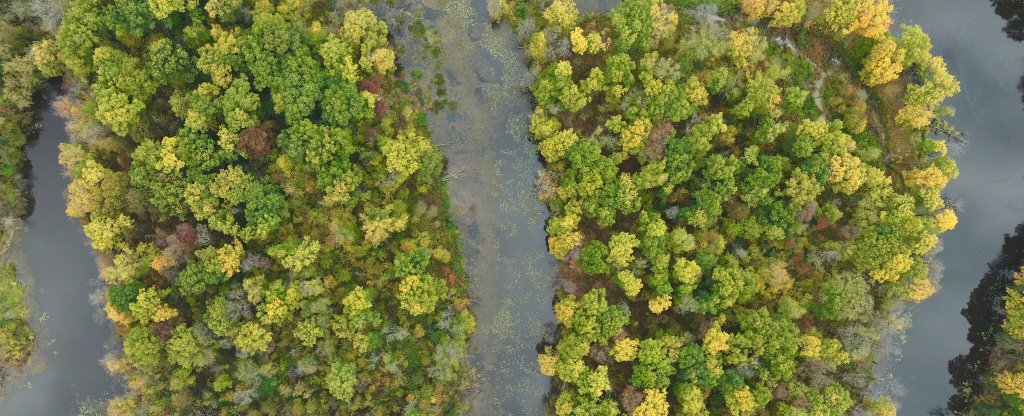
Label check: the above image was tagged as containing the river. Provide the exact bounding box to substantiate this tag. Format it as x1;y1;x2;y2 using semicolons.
376;0;560;413
0;108;118;415
891;0;1024;413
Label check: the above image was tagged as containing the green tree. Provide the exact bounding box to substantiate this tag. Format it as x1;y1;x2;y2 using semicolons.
123;326;163;374
267;237;321;273
325;361;358;401
580;241;611;275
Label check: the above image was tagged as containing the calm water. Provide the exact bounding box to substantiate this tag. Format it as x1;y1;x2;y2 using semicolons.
0;109;118;415
378;0;560;412
892;0;1024;413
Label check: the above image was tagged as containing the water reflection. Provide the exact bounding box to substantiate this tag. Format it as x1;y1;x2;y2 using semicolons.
992;0;1024;41
989;0;1024;108
0;108;119;415
946;224;1024;413
936;2;1024;413
888;0;1024;413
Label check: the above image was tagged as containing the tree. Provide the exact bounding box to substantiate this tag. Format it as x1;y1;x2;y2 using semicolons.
610;0;658;53
31;39;64;78
611;338;639;362
1005;289;1024;340
322;81;372;127
381;129;434;180
106;0;157;43
83;214;134;253
325;361;358;401
725;386;757;415
740;0;806;27
267;237;321;273
729;28;767;75
528;31;548;63
614;270;643;298
580;241;611;275
633;389;670;416
813;272;874;321
630;338;676;389
167;326;203;369
607;232;640;268
147;0;190;20
339;9;392;76
398;274;447;316
145;37;196;88
539;129;580;162
825;0;893;39
898;24;933;68
129;287;178;324
543;0;579;33
123;326;163;374
56;0;108;78
93;88;145;137
234;321;272;354
860;37;905;87
221;76;260;132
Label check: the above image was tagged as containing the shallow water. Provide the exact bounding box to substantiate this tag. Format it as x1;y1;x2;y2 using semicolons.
889;0;1024;413
381;0;560;413
0;109;118;415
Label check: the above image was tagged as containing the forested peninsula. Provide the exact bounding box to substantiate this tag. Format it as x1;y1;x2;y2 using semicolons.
493;0;961;413
35;1;475;414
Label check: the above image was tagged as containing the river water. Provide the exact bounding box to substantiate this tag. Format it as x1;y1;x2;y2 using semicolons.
0;109;118;415
378;0;559;413
890;0;1024;413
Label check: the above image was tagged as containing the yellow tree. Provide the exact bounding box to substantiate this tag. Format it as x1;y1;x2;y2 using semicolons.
543;0;579;33
740;0;805;27
860;37;904;87
826;0;893;40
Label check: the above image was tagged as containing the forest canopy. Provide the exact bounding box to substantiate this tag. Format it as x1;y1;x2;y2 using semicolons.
45;0;474;414
507;0;961;414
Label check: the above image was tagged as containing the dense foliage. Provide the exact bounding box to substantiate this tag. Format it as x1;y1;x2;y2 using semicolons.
948;224;1024;415
48;0;474;414
0;263;33;371
514;0;960;414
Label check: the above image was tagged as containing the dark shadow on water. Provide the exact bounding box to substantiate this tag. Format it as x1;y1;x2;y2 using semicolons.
991;0;1024;108
946;223;1024;412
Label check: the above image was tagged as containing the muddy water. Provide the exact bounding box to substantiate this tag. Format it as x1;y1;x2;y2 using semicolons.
0;109;118;415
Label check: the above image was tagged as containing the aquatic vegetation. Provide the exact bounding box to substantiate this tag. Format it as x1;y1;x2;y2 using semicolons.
508;0;960;413
45;0;473;413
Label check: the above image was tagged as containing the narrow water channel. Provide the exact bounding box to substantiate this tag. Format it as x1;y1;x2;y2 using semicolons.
889;0;1024;413
0;108;118;415
382;0;560;413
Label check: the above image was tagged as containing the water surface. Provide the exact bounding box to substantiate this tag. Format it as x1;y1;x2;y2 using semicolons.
0;108;118;415
380;0;561;413
891;0;1024;413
